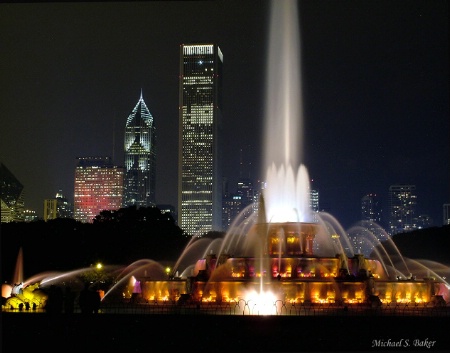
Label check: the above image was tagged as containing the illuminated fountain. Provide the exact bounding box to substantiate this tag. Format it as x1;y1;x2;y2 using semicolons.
137;0;449;310
2;0;448;314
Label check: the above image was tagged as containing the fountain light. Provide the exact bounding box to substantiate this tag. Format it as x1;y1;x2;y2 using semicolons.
243;290;277;315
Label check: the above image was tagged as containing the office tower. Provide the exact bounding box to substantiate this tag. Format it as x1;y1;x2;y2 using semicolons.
178;43;223;236
388;184;417;235
236;178;254;206
351;193;386;256
44;199;58;221
74;157;124;223
361;193;382;224
222;177;255;231
123;92;156;208
44;190;73;221
0;162;25;223
222;194;244;230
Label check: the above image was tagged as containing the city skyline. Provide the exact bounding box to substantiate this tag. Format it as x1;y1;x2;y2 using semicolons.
1;1;448;229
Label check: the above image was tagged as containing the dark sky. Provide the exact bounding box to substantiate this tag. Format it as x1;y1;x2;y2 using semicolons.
1;0;448;230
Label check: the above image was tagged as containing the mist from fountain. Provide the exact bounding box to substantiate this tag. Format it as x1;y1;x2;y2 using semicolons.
102;259;167;301
347;223;412;279
172;237;215;278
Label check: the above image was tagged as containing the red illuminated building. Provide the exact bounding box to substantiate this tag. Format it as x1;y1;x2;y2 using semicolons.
74;157;124;223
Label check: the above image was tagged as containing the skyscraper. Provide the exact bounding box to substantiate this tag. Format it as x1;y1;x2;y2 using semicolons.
178;43;223;236
222;177;255;231
350;193;387;256
74;157;124;223
123;92;156;208
388;184;417;235
361;193;382;224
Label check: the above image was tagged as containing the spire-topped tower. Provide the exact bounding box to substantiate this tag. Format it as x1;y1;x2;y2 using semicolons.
123;91;156;207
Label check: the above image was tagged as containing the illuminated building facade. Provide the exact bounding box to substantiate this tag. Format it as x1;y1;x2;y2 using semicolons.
309;189;319;213
222;195;244;231
44;190;73;221
74;157;124;223
178;43;223;236
123;92;156;208
22;209;37;222
0;162;25;223
388;184;417;235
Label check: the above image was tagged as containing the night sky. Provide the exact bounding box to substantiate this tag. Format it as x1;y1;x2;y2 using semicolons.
1;0;448;230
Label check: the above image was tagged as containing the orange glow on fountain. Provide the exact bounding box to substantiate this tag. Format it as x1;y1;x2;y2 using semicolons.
183;217;385;306
136;207;448;310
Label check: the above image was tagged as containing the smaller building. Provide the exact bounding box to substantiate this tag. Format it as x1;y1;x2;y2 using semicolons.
44;190;73;221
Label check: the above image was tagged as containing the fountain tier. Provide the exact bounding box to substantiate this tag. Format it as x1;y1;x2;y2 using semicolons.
137;221;445;306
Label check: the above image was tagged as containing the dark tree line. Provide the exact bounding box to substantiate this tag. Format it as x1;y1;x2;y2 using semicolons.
1;206;190;282
371;225;450;266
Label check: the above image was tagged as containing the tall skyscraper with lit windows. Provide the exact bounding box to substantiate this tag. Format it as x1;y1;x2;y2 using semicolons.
123;92;156;207
388;184;417;234
74;157;124;223
178;43;223;236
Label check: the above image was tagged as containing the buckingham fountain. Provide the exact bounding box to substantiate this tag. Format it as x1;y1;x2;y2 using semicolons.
2;0;449;314
105;0;449;311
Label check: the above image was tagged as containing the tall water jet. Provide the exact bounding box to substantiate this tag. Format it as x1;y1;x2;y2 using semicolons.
13;247;24;284
264;0;303;170
263;0;310;223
